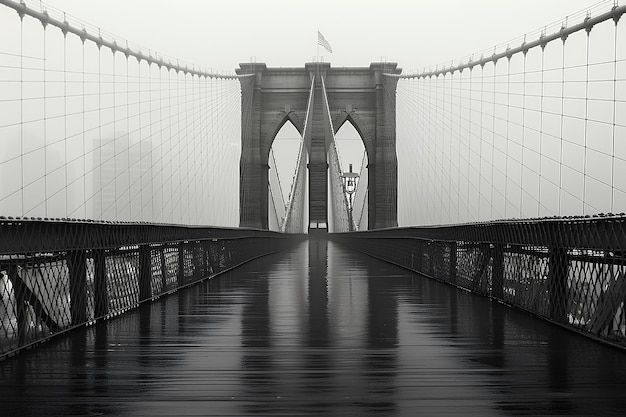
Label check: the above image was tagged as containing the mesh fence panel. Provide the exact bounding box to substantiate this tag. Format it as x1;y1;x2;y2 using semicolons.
331;214;626;348
0;219;299;359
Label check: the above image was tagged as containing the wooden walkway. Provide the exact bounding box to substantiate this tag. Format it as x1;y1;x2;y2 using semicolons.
1;240;626;416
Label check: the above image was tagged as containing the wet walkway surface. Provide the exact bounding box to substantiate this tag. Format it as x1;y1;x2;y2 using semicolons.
1;240;626;416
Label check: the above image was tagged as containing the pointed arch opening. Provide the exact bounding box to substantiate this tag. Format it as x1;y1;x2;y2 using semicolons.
271;119;302;203
335;118;368;230
335;118;367;174
268;119;303;230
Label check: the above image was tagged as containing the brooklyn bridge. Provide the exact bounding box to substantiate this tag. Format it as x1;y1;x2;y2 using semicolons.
1;0;626;415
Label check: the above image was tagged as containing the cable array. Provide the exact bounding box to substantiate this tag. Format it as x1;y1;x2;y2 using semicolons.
395;5;626;226
320;76;351;232
268;148;286;231
282;79;314;233
0;2;241;226
351;151;368;230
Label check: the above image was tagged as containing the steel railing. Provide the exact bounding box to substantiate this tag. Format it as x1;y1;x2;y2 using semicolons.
0;218;300;359
331;214;626;349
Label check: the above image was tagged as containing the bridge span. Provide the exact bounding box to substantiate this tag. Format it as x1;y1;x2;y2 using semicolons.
2;1;626;415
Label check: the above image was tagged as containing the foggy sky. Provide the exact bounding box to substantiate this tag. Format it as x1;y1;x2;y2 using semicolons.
1;0;621;227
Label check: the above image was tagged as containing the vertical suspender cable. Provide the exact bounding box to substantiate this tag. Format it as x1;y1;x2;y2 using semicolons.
423;75;431;221
201;74;207;223
521;48;527;218
432;72;438;221
539;43;545;217
64;22;67;216
505;55;511;219
433;73;440;221
583;25;591;214
191;72;196;224
125;50;130;220
611;18;618;213
183;71;189;223
441;73;448;222
149;61;154;221
438;73;444;222
43;21;47;216
458;69;463;221
491;59;497;219
20;14;24;214
479;64;484;220
138;58;143;220
98;35;102;219
112;47;117;219
176;68;181;223
168;67;173;223
447;72;452;223
158;61;164;223
449;70;455;221
187;70;191;223
81;37;86;218
559;35;566;216
465;68;471;221
519;48;528;218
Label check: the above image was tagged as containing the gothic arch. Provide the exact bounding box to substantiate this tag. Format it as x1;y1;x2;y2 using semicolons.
262;111;305;163
236;62;400;230
333;111;374;160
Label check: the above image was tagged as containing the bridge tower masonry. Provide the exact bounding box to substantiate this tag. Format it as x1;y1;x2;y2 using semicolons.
236;62;401;231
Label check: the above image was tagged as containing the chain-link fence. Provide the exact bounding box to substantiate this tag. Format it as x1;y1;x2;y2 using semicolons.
0;218;299;359
331;215;626;348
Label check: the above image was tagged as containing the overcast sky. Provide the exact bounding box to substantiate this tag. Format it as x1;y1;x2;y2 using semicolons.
44;0;603;73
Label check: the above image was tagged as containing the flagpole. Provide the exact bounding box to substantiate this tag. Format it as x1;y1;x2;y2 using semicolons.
316;31;319;62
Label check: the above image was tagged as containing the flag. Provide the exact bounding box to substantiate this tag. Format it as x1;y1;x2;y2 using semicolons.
318;31;333;54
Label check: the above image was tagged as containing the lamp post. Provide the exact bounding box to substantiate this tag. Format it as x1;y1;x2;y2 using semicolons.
342;164;359;231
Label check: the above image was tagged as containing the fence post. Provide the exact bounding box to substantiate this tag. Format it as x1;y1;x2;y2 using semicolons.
93;249;107;318
548;247;568;323
178;242;185;286
427;241;434;277
449;241;457;284
6;264;26;346
202;241;210;277
138;245;152;302
67;250;87;325
415;240;423;274
160;246;168;293
206;240;215;276
192;242;202;282
492;244;504;299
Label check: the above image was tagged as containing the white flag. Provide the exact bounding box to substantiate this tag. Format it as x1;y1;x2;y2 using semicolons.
318;31;333;54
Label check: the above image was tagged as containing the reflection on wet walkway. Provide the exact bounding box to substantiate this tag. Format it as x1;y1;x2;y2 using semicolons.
1;240;626;416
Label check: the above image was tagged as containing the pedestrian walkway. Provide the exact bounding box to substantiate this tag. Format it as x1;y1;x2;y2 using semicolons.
1;240;625;416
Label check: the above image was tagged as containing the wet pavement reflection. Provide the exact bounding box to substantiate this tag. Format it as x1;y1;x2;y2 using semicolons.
1;240;626;416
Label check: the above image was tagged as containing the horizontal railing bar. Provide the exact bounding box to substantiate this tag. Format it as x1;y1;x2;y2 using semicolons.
334;214;626;251
0;218;293;254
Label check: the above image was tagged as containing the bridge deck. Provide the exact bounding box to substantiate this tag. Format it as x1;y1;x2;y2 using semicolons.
1;240;625;416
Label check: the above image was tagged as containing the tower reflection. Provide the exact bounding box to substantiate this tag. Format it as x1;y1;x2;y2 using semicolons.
303;237;334;410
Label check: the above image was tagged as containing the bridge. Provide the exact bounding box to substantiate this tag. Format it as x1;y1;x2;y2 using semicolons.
1;0;626;414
